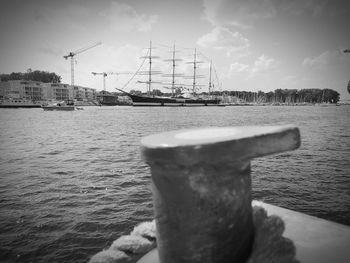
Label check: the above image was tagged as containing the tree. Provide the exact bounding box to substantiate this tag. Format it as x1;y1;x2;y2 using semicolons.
222;88;339;104
175;87;183;96
323;89;339;103
151;89;163;96
0;70;61;83
130;89;142;96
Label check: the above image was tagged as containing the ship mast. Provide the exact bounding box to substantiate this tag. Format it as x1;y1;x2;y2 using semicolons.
163;42;184;97
138;41;161;96
148;40;152;96
193;48;197;94
208;60;212;96
171;43;176;95
189;48;204;95
183;49;205;95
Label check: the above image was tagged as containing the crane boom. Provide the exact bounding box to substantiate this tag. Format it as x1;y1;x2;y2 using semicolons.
64;42;102;59
63;41;102;86
92;71;133;91
73;41;102;55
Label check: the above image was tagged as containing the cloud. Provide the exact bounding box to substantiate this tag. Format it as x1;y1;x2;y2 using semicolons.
229;62;249;74
280;75;299;89
279;0;326;16
252;54;278;73
227;54;277;79
302;50;348;69
278;0;350;17
202;0;276;29
197;27;250;56
101;2;158;32
39;46;63;57
201;0;347;29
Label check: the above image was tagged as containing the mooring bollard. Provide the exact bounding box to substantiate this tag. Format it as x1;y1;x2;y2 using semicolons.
141;126;300;263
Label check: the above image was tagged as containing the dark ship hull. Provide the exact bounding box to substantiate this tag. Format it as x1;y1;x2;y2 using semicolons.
117;89;222;106
98;93;130;106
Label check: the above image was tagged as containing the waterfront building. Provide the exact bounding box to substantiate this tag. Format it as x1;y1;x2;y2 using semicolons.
0;80;97;102
73;85;97;102
44;83;73;101
0;80;45;101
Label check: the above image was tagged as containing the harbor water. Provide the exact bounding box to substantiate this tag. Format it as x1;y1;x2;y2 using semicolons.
0;105;349;262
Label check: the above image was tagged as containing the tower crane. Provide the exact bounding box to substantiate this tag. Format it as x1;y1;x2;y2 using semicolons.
92;71;133;91
64;41;102;86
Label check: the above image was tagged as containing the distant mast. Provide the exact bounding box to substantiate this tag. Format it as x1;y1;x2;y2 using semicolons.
148;40;152;96
193;48;197;94
208;60;212;96
138;41;161;96
163;42;184;97
171;43;176;95
186;48;204;95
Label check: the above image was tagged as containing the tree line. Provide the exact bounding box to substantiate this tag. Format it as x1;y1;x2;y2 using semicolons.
0;69;61;83
216;88;340;104
124;88;340;104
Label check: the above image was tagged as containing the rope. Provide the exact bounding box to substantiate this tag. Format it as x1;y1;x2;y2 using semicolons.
120;49;149;90
89;205;299;263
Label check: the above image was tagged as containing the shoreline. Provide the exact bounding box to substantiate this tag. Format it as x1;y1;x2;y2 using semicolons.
223;102;346;106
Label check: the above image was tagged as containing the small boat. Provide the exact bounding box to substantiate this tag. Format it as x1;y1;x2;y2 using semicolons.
42;100;75;111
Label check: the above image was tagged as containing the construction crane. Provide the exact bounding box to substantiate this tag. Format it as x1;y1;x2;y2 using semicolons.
64;41;102;86
92;71;133;91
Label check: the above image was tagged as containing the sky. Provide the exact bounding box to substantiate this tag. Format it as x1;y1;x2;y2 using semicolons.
0;0;349;99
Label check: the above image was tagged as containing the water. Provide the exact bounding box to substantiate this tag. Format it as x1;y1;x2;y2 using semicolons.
0;105;349;262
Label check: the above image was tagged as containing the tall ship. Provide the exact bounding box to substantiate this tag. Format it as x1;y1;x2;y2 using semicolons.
117;42;222;106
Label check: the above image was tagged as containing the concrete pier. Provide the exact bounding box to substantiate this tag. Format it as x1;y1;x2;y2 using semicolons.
137;201;350;263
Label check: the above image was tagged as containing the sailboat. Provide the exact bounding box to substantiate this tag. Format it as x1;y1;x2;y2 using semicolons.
116;41;222;106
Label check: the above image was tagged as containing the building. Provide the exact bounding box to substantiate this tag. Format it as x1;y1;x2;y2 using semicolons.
0;80;97;102
44;83;73;101
0;80;45;101
73;85;97;102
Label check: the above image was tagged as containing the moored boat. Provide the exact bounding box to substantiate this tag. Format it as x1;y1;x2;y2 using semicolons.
42;100;75;111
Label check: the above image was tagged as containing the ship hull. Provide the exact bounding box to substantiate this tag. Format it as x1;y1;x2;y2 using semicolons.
98;94;130;106
42;106;75;111
120;91;222;107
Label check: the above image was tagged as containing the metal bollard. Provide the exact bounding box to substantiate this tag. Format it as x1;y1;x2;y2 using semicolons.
141;126;300;263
